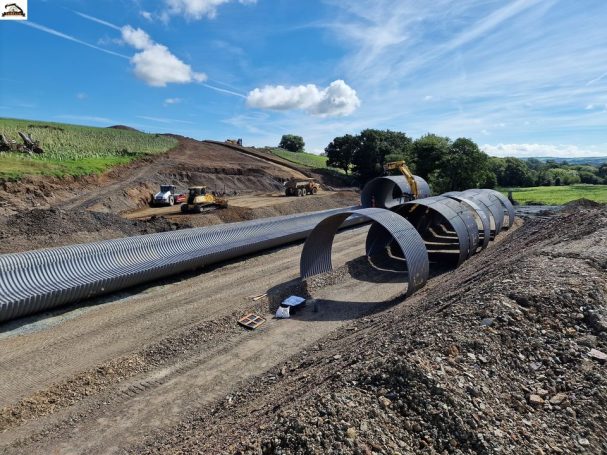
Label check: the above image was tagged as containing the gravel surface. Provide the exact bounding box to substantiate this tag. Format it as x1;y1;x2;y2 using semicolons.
129;205;606;454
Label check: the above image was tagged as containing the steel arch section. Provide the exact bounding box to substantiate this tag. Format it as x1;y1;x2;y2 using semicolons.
483;189;515;228
459;190;505;236
300;208;429;297
392;196;473;266
443;193;491;250
360;175;431;209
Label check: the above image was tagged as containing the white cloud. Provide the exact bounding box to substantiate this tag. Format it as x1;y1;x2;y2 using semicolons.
164;0;256;20
141;11;153;21
483;143;607;158
164;97;182;105
121;25;154;50
120;26;206;87
246;80;361;117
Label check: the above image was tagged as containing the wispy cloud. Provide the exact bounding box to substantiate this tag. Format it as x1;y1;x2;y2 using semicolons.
72;10;121;30
483;143;607;158
203;83;246;98
21;22;129;59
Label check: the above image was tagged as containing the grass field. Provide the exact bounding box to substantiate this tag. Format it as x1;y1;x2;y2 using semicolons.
0;118;177;180
502;184;607;205
268;148;329;168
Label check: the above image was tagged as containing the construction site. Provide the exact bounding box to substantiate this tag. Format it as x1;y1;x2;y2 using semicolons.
0;136;606;455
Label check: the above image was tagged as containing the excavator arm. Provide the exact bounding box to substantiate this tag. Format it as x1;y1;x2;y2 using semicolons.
383;160;419;199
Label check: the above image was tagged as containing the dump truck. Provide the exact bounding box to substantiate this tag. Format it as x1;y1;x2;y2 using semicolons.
284;178;319;197
151;185;185;206
180;186;229;213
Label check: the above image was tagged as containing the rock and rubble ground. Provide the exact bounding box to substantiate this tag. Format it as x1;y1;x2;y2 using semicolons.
127;205;607;455
0;136;605;454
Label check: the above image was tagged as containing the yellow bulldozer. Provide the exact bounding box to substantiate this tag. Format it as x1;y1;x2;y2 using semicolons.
180;186;229;214
383;160;420;200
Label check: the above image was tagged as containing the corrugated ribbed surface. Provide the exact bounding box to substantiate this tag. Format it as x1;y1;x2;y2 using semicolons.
300;208;429;297
360;175;431;209
0;206;363;323
443;194;491;250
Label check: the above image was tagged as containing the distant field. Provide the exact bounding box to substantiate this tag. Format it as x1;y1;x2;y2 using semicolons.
268;148;329;168
0;118;177;180
502;184;607;205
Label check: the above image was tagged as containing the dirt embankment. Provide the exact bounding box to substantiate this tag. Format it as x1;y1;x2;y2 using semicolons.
0;138;316;217
0;192;359;254
131;206;607;454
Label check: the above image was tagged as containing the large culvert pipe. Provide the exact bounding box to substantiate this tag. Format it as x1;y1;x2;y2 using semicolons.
300;208;429;297
0;206;364;323
360;175;431;209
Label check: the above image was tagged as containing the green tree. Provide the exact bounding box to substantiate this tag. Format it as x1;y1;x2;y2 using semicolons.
279;134;305;153
410;134;450;180
428;138;489;192
501;157;534;187
325;134;358;175
351;129;413;183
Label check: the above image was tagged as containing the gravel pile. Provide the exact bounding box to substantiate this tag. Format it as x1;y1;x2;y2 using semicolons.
133;206;607;454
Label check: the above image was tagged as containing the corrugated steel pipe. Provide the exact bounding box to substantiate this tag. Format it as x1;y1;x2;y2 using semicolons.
0;206;364;323
360;175;431;209
300;208;429;297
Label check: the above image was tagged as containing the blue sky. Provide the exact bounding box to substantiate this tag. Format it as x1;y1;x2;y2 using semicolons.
0;0;606;157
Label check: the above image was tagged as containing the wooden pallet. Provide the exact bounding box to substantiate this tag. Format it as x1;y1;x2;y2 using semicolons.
238;313;266;330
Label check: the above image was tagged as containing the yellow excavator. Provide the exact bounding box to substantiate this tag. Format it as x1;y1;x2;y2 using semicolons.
180;186;229;214
383;161;420;200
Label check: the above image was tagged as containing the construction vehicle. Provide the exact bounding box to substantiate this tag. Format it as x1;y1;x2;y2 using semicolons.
151;185;185;206
180;186;229;213
383;160;419;200
284;178;319;197
225;138;243;146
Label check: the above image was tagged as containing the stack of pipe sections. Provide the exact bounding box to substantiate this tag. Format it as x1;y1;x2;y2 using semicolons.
300;186;515;299
0;206;364;323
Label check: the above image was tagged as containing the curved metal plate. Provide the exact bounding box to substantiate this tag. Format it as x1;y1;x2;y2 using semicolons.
443;193;491;250
459;190;505;236
300;208;429;297
361;175;431;209
392;197;473;266
483;189;515;228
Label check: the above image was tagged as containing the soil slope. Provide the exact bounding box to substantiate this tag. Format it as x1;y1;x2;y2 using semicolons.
131;205;607;454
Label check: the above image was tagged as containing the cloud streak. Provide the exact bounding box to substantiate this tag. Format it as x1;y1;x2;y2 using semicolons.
21;22;129;59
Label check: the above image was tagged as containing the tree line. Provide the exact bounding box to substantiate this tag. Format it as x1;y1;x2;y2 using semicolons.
304;130;607;192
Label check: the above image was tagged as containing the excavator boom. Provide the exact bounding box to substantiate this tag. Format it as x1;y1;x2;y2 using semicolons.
383;160;419;199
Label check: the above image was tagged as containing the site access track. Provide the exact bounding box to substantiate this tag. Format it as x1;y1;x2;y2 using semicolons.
0;225;411;454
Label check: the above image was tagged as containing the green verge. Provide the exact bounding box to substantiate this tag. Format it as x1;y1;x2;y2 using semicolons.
0;118;178;180
268;148;329;168
501;184;607;205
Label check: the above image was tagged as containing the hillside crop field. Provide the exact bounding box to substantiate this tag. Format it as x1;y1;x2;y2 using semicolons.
0;118;177;180
503;184;607;205
268;148;329;168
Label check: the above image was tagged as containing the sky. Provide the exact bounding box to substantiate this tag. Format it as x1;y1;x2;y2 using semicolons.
0;0;606;158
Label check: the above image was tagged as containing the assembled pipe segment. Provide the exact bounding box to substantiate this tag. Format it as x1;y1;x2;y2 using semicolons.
391;197;474;266
300;207;429;297
442;193;491;250
0;205;365;324
360;175;431;209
